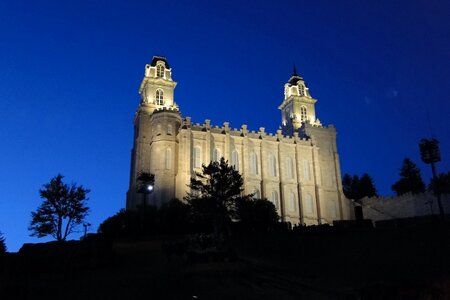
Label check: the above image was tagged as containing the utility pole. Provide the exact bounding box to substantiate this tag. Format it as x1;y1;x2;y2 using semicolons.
419;138;444;218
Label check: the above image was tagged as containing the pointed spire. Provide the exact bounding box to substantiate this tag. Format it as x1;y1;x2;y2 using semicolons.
293;64;298;77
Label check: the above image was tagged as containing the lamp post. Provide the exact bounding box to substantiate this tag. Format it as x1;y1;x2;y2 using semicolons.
419;138;444;218
136;172;155;234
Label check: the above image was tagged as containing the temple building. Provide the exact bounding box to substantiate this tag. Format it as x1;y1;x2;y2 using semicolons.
126;56;352;225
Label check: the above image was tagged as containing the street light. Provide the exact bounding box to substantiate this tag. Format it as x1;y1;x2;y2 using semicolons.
136;172;155;234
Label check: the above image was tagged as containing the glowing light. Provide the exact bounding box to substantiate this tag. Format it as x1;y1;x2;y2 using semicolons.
147;185;154;192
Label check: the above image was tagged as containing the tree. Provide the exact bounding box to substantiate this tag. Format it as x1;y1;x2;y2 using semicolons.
428;171;450;195
342;173;377;200
29;174;90;241
236;198;279;232
358;173;378;198
185;158;251;239
0;232;6;254
98;209;141;238
391;158;426;196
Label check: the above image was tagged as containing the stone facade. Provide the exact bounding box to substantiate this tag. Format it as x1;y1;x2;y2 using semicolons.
361;193;450;221
126;56;352;225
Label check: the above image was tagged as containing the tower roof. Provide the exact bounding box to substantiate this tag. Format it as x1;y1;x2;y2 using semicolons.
151;56;170;68
287;64;303;85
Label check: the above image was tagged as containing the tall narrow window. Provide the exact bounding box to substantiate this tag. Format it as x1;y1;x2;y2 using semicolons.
167;124;173;135
250;152;258;175
300;106;307;122
157;64;164;77
299;85;305;96
156;123;162;136
286;157;294;179
156;89;164;105
268;154;277;177
165;148;172;170
212;148;221;162
253;188;261;199
288;192;296;212
271;191;278;209
304;194;314;214
193;146;202;168
303;160;310;180
231;150;239;171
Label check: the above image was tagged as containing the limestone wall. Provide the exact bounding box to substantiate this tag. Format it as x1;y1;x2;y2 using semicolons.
360;192;450;221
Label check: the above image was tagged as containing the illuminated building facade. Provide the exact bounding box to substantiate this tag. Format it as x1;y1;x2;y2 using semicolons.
126;56;352;225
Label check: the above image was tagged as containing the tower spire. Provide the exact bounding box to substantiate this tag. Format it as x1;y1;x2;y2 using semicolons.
293;64;298;77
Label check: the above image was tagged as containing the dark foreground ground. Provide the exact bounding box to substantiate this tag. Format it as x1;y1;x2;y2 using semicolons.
1;223;450;299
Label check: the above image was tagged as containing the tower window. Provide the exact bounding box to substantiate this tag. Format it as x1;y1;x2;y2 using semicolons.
288;192;296;212
250;151;258;175
193;146;202;168
156;89;164;105
300;106;307;122
286;157;294;179
231;150;239;171
299;85;305;96
304;193;314;214
157;64;165;77
270;191;278;209
165;148;172;170
268;154;277;177
212;148;221;162
303;160;311;180
167;124;173;135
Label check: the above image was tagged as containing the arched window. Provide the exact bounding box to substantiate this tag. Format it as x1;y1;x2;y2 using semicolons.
193;146;202;168
300;106;307;122
286;157;294;179
157;64;164;77
298;85;305;96
288;192;296;212
212;148;221;162
268;154;277;177
250;151;258;175
167;124;173;135
303;160;310;180
253;188;261;199
304;193;314;214
231;150;239;171
270;191;278;209
156;89;164;105
156;123;162;136
165;148;172;170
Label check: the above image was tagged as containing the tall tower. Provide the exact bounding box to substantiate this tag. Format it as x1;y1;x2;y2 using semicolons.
126;56;181;209
279;66;318;136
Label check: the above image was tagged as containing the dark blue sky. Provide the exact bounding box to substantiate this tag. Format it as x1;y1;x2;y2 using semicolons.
1;0;449;251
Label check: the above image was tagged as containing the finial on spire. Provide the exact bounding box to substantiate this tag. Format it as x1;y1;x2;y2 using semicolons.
293;64;298;77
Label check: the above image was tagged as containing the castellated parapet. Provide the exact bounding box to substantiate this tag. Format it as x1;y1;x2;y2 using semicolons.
126;56;352;225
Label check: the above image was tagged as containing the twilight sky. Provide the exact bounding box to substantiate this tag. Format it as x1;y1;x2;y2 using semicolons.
0;0;449;251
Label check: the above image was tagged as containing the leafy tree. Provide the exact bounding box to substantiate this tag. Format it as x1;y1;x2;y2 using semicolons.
391;158;426;196
428;171;450;195
342;173;377;200
184;158;251;239
157;198;192;234
236;198;279;232
29;174;90;241
98;209;141;238
0;231;6;254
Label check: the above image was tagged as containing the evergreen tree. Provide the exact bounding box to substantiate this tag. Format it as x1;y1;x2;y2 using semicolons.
29;174;90;241
0;231;6;254
359;173;378;198
428;171;450;195
391;158;426;196
342;173;377;200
